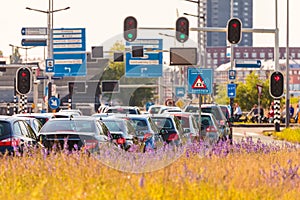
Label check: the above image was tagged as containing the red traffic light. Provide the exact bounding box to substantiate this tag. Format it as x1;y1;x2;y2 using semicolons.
273;75;281;82
21;72;28;77
227;18;242;44
16;67;32;95
232;23;238;28
270;71;284;98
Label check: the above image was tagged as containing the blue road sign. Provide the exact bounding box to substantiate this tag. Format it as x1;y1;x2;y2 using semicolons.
21;27;47;35
48;96;60;109
227;83;236;98
235;60;261;68
125;39;163;77
188;68;213;94
21;39;47;46
175;87;185;97
46;59;54;73
52;28;86;77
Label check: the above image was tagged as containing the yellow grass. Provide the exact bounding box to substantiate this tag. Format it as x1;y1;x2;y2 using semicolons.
0;148;299;200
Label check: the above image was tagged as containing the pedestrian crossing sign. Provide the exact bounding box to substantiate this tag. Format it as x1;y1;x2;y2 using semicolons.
188;68;213;94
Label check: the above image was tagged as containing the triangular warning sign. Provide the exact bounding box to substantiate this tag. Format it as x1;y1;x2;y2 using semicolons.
192;75;207;89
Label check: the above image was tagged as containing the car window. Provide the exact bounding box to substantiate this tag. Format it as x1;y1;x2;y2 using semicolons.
152;118;174;129
0;122;11;137
13;121;23;136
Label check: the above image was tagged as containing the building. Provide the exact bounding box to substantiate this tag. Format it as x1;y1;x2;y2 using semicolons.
205;0;253;47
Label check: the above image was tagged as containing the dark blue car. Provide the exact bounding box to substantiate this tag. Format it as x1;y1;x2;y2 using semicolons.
0;115;39;155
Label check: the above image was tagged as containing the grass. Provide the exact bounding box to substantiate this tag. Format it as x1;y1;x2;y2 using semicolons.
0;137;299;200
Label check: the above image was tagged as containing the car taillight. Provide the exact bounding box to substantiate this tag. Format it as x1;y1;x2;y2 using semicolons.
116;137;126;144
143;133;152;142
167;133;179;141
0;137;20;147
206;126;217;132
84;140;98;149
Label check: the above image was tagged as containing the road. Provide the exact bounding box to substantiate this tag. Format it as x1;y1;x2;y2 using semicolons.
233;126;284;144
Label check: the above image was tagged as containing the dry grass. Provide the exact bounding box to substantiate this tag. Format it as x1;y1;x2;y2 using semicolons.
0;141;299;200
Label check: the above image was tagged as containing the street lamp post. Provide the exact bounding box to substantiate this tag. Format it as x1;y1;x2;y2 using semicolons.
26;1;70;112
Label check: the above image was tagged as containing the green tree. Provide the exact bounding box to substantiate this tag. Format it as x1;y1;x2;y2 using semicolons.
100;41;156;106
215;72;274;112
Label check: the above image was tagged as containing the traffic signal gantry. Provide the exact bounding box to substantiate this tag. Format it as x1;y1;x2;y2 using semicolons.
123;16;137;42
176;17;189;43
227;18;242;44
270;71;284;98
16;67;32;95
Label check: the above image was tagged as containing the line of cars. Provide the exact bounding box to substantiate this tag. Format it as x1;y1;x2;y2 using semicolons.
0;103;232;155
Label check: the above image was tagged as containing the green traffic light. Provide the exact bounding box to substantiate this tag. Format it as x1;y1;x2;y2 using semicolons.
127;33;133;39
180;34;186;39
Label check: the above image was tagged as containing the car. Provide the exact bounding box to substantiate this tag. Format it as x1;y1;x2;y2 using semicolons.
191;112;222;144
116;114;163;151
184;104;232;141
58;109;82;116
104;106;141;115
13;113;55;126
13;116;43;136
148;105;181;114
150;114;184;146
91;113;114;119
0;115;40;155
100;117;135;151
167;112;199;142
38;116;110;152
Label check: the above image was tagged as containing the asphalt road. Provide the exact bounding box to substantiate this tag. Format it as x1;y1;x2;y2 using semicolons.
233;126;282;144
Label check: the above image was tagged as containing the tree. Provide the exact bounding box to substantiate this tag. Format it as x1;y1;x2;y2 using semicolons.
214;72;274;112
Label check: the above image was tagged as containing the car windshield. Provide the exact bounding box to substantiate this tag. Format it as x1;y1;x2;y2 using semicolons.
107;108;138;114
102;121;127;132
151;118;174;129
40;120;96;133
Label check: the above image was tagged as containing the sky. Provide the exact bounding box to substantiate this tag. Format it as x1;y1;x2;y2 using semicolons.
1;0;300;59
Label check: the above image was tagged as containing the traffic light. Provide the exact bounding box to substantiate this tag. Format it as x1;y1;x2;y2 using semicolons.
176;17;189;43
270;71;284;98
16;67;32;95
124;16;137;42
227;18;242;44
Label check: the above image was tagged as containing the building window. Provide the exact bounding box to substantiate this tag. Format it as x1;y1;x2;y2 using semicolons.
235;52;241;58
243;52;249;58
213;53;218;58
252;52;257;58
207;59;211;65
291;53;295;58
268;52;273;58
297;53;300;58
213;59;218;65
260;52;265;59
207;53;211;58
220;52;225;58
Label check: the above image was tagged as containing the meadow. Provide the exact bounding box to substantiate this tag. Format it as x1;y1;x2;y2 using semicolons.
0;135;299;200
